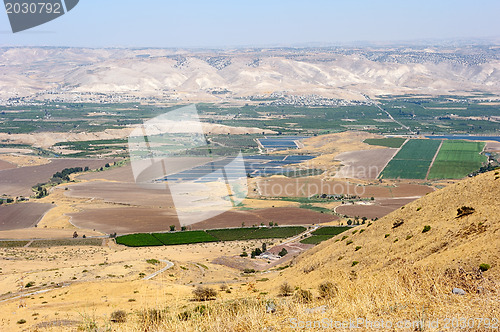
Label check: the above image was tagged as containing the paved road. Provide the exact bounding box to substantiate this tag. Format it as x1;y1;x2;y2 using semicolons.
364;95;414;134
142;259;174;280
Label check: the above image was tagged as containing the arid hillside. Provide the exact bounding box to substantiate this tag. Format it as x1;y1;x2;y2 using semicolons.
241;170;500;331
0;171;498;331
280;170;500;283
2;46;500;102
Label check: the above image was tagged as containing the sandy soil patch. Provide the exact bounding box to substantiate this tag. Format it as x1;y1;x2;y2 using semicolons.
240;198;299;209
0;238;260;331
0;228;103;239
0;154;49;167
294;131;385;172
0;147;33;154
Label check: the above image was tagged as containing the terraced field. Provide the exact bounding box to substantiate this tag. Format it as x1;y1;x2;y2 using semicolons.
428;140;487;179
380;139;442;179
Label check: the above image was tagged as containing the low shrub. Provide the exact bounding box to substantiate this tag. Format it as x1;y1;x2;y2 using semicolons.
279;282;293;297
138;308;165;326
110;310;127;323
295;289;313;303
318;281;338;298
193;286;217;301
479;263;491;272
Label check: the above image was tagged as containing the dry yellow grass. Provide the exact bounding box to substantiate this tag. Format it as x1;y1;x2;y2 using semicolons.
0;154;50;167
0;171;498;331
292;131;386;177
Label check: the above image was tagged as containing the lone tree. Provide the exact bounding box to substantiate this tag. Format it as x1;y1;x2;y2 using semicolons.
72;231;78;238
169;225;176;232
278;248;288;257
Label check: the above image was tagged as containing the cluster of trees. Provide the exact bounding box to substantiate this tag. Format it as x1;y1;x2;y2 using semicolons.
346;216;368;225
241;242;288;258
169;225;187;232
471;163;499;176
278;248;288;257
51;166;90;183
313;193;361;201
33;166;93;198
0;197;14;205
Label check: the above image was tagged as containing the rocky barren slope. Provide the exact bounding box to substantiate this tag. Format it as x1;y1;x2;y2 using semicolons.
2;46;500;102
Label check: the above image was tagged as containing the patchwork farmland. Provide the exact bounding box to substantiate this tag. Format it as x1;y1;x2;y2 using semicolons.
380;139;442;179
379;138;488;180
428;140;487;179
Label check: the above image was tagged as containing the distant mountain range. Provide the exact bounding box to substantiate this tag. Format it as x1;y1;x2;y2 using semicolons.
1;46;500;103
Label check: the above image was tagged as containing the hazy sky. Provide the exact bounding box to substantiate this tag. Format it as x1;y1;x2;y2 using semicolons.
1;0;499;48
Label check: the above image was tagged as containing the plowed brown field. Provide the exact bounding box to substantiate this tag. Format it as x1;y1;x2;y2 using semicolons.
0;203;54;231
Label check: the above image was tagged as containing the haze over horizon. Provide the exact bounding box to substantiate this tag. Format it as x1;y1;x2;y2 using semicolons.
1;0;500;48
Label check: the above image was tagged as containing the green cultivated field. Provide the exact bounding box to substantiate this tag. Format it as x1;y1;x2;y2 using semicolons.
115;233;163;247
390;139;442;160
299;226;350;245
380;139;441;179
207;226;306;241
300;235;334;245
428;140;487;179
115;226;307;247
152;231;218;245
363;137;406;148
311;226;351;236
